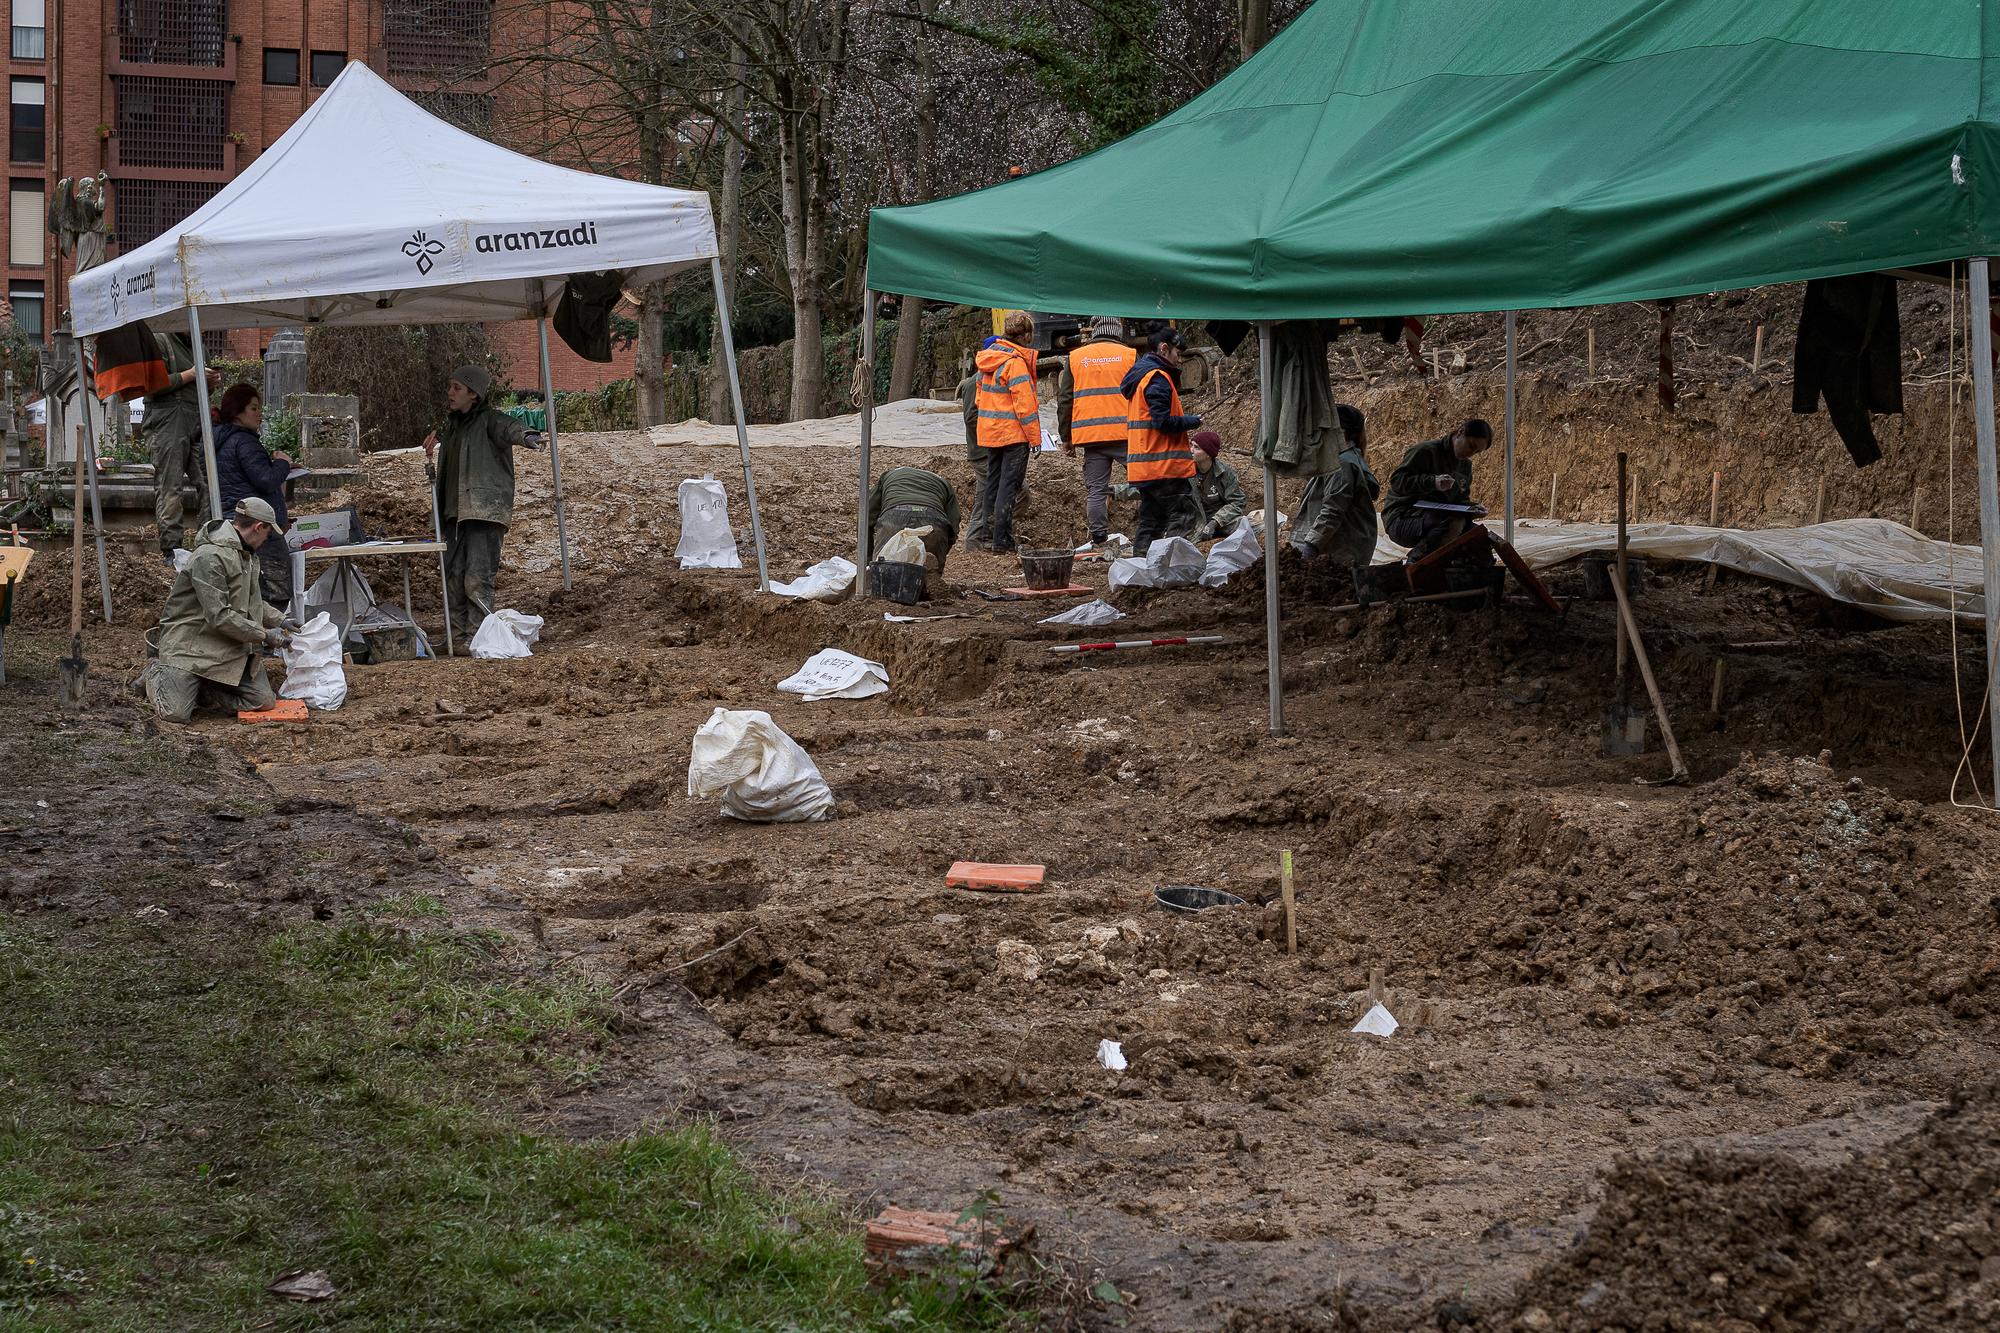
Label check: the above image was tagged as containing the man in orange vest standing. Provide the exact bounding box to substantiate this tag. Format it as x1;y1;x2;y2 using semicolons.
1056;315;1137;546
1120;326;1204;555
970;310;1042;554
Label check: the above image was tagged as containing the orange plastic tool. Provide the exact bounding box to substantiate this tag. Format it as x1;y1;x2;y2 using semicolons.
946;861;1047;892
239;698;309;724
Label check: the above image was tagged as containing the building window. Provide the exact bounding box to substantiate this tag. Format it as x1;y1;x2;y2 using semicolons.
9;180;41;267
310;51;345;87
113;178;221;253
9;281;42;340
9;77;42;164
383;0;492;79
116;76;228;170
11;0;44;60
263;48;299;86
411;89;493;138
117;0;227;68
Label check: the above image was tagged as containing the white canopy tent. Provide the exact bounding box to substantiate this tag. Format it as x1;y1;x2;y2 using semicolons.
70;61;768;595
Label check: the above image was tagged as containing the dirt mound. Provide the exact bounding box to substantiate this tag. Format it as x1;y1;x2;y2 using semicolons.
1496;1082;2000;1331
1294;753;2000;1074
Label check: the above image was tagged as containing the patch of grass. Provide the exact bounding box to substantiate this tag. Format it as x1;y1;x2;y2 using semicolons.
369;891;450;921
0;916;1027;1331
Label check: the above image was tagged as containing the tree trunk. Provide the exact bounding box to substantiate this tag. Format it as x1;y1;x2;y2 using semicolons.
777;112;825;421
1240;0;1271;59
888;298;923;401
705;30;748;422
886;0;937;403
637;279;669;426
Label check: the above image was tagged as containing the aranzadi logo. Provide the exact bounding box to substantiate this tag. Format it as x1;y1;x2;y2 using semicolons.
473;221;600;255
109;267;157;316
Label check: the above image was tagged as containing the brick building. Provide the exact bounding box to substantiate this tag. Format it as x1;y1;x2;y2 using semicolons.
2;0;637;390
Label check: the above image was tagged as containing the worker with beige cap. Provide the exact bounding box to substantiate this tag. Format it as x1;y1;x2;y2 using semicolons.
423;364;532;643
144;497;288;722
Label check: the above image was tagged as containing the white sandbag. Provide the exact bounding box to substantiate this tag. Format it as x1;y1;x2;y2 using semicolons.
770;556;857;601
1200;518;1264;588
278;612;347;710
687;707;836;823
675;475;742;569
1107;537;1206;591
775;647;889;702
878;526;932;566
469;609;544;660
1040;598;1127;627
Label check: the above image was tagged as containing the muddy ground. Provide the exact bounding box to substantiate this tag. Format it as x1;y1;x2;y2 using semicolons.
12;354;2000;1328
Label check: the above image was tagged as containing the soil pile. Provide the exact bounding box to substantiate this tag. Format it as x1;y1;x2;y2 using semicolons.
1497;1082;2000;1331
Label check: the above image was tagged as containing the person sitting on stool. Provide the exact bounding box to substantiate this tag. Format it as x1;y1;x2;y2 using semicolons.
1382;417;1493;559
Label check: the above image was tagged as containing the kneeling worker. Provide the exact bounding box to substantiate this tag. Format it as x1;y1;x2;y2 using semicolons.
867;464;961;587
146;497;288;722
1382;417;1493;559
1292;404;1380;568
1181;430;1248;540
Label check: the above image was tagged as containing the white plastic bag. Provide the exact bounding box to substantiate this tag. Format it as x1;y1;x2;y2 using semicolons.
676;475;742;570
1096;1039;1128;1071
687;707;836;823
1200;518;1264;588
469;609;544;660
1107;537;1205;591
1040;598;1127;627
775;648;889;701
770;556;857;601
278;612;347;710
878;526;932;566
1352;1003;1400;1037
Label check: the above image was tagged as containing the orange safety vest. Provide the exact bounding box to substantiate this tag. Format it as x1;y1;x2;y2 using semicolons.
974;340;1040;448
1125;368;1195;482
1065;340;1137;447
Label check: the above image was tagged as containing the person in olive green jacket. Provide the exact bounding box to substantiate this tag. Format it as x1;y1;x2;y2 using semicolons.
1294;404;1382;569
1168;431;1249;541
423;365;531;642
1382;417;1493;558
145;331;221;560
866;465;961;589
146;497;287;722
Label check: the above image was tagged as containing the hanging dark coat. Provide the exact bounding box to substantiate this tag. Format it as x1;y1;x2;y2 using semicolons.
1793;273;1902;467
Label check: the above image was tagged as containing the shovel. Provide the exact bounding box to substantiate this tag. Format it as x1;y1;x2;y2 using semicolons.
1599;451;1644;755
58;440;87;708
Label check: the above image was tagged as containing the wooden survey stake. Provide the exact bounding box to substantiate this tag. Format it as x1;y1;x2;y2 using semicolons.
1279;850;1296;955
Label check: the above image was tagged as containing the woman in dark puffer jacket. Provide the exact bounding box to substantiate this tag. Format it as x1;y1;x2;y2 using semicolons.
212;383;296;612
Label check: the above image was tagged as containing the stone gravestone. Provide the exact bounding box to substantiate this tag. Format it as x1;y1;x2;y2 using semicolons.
287;393;362;507
263;328;307;411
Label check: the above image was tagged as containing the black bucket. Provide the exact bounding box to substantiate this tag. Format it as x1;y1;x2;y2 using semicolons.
1581;554;1647;602
1153;884;1249;915
1019;548;1076;590
869;559;926;605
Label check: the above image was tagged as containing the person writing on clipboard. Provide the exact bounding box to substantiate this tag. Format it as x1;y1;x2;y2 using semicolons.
421;365;537;644
1381;417;1493;559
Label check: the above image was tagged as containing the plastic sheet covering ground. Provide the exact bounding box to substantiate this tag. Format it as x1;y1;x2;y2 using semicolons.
1377;518;1984;626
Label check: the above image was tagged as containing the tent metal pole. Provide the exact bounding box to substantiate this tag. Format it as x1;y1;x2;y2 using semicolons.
186;307;223;520
1969;258;2000;807
535;313;573;590
1257;320;1284;736
77;358;111;624
709;256;768;591
1503;309;1517;543
857;288;878;596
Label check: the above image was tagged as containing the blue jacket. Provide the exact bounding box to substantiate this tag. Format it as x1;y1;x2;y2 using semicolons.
213;421;289;532
1120;354;1202;435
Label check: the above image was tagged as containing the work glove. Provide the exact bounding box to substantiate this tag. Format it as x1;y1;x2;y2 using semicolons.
263;627;290;649
1292;540;1318;559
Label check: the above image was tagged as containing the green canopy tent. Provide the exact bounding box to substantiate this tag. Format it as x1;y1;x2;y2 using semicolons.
856;0;2000;793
